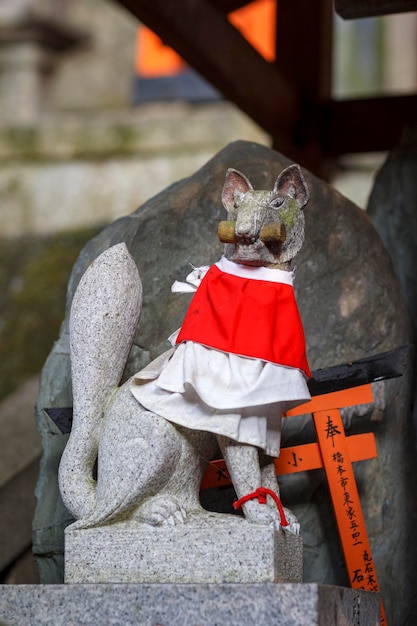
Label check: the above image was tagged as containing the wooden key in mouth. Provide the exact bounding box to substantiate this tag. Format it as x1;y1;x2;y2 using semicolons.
218;220;286;245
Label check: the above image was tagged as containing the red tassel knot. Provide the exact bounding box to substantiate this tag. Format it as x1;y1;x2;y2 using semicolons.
233;487;289;527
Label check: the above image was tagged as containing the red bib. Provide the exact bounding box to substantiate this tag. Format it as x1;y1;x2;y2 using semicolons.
176;263;311;377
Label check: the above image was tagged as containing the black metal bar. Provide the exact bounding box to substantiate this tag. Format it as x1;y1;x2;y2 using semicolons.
44;407;73;434
307;344;413;396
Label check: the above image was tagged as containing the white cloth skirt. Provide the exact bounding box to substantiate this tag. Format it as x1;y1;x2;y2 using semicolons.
130;342;310;457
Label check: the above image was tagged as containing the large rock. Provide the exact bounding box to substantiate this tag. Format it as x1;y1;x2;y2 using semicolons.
367;125;417;331
34;141;416;625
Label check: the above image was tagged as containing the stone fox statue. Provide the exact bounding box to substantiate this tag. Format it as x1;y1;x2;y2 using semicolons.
59;164;311;531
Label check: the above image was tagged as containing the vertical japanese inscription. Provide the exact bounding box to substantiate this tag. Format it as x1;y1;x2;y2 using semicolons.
314;408;386;625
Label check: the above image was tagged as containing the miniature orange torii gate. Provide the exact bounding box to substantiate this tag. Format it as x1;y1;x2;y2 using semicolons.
201;345;411;626
201;383;385;622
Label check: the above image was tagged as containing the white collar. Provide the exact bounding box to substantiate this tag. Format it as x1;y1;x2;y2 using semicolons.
216;256;294;286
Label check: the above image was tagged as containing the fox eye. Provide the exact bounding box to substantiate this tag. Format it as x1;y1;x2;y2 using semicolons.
269;196;284;209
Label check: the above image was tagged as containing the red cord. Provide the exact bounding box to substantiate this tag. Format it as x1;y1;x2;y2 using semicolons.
233;487;289;527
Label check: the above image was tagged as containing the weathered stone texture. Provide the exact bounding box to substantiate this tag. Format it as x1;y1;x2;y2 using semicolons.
65;519;302;584
0;583;380;626
34;141;416;626
367;125;417;331
0;377;41;574
0;104;267;236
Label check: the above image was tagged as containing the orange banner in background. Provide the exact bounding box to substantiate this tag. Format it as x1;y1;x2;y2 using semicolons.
136;29;185;78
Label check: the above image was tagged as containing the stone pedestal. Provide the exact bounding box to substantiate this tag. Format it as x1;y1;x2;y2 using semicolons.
64;516;303;584
0;583;380;625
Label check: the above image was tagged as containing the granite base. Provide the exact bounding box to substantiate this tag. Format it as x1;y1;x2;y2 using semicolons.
64;515;303;583
0;583;380;626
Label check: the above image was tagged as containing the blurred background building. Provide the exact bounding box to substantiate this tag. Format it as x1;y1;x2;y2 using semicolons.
1;0;416;236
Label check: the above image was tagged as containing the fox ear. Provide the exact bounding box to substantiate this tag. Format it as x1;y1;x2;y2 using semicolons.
222;168;253;211
274;164;309;209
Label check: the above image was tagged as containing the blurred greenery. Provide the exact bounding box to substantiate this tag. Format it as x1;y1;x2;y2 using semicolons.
0;227;102;401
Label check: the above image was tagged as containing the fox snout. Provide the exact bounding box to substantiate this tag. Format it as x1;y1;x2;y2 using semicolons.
218;220;286;245
220;165;308;266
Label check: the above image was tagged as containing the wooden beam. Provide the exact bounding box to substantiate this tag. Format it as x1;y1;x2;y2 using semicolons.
274;0;333;174
335;0;417;19
115;0;301;154
209;0;254;14
275;0;333;100
322;94;417;156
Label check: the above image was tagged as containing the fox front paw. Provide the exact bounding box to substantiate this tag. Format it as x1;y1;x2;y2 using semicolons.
136;495;187;527
241;500;280;525
282;506;300;535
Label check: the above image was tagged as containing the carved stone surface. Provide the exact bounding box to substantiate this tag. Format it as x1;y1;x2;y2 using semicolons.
64;518;302;584
59;243;142;522
58;167;308;536
0;583;380;626
34;140;417;626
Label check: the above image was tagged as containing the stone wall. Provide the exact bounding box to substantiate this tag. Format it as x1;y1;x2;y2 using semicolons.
0;0;269;237
0;103;269;236
0;0;136;123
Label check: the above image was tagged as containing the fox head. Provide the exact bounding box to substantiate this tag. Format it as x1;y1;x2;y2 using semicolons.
219;164;309;268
